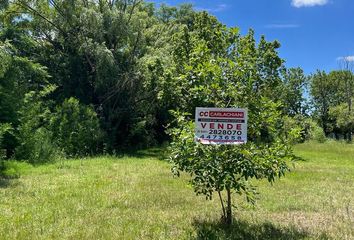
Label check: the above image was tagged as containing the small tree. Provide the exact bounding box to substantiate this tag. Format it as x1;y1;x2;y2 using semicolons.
50;97;103;157
169;106;299;225
167;13;299;225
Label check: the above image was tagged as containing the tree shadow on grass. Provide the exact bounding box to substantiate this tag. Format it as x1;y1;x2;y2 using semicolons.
192;218;318;240
0;173;20;188
125;147;168;160
0;177;11;188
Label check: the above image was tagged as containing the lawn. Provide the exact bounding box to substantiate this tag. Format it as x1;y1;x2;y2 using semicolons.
0;141;353;239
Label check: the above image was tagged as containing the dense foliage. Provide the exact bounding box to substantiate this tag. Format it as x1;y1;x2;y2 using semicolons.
310;68;354;140
0;1;352;163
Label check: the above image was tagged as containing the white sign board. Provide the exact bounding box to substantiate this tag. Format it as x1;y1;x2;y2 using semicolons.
195;107;247;145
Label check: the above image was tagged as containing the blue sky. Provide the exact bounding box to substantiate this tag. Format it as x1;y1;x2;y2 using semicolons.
150;0;354;74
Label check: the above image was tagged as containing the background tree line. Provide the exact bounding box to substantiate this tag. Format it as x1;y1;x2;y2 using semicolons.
0;0;353;171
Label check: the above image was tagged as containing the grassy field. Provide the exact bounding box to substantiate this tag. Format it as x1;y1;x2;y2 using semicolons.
0;141;354;239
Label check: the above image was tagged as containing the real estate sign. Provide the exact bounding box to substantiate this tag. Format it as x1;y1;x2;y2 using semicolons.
195;107;247;145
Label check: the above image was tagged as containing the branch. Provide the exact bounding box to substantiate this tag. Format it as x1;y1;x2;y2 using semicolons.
15;0;67;37
48;0;67;20
127;0;140;23
49;0;96;73
128;30;141;62
218;190;227;220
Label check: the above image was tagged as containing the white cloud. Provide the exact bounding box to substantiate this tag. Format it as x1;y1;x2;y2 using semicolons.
292;0;328;7
265;24;300;29
214;4;228;12
196;4;228;13
337;56;354;62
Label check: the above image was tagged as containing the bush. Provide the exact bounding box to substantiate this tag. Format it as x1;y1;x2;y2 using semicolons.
283;116;326;143
126;119;157;149
50;97;103;157
15;87;102;161
283;116;303;143
15;87;59;164
0;123;13;176
309;124;327;143
15;127;59;164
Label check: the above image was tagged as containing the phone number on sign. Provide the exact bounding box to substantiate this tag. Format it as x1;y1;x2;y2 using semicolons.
208;130;243;135
198;135;243;140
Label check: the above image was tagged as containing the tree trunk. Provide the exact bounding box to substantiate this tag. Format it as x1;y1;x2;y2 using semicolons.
225;187;232;225
348;131;352;142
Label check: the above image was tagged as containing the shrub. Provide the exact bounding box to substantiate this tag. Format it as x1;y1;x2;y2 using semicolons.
310;124;327;143
283;116;326;143
126;119;157;149
283;116;303;143
16;90;103;161
0;123;14;177
50;97;103;157
16;127;59;164
15;86;59;164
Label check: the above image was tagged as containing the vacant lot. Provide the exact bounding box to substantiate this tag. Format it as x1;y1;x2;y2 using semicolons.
1;141;353;239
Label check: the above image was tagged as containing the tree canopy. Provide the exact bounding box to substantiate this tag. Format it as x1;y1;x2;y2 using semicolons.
0;0;352;164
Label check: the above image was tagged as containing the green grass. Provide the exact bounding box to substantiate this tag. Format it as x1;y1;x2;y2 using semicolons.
1;143;354;239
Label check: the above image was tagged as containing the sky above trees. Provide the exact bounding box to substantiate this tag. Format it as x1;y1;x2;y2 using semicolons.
150;0;354;74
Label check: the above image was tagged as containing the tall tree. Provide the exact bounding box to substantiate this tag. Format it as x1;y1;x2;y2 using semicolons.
4;0;176;149
0;40;49;156
281;67;309;116
326;68;354;141
337;58;354;141
310;70;339;135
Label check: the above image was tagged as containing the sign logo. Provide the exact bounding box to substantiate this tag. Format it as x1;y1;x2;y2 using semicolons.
195;107;248;145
